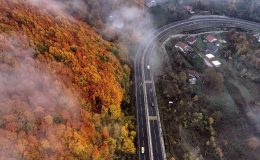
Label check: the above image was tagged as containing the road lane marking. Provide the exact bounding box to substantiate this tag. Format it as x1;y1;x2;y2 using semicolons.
152;121;159;158
138;17;260;160
149;116;157;120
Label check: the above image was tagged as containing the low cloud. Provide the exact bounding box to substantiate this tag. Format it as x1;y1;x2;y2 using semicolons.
24;0;88;18
104;5;155;58
0;33;80;159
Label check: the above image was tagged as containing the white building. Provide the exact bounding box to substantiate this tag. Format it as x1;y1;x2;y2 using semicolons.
189;77;197;85
219;39;227;44
212;60;221;67
206;53;215;59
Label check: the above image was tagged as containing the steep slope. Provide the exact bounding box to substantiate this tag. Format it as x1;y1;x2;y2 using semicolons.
0;0;135;159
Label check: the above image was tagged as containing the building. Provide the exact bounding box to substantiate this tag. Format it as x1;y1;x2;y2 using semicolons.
186;36;197;45
205;53;215;59
188;70;200;78
212;60;221;67
189;77;197;84
206;43;219;54
183;5;195;14
253;33;260;42
175;42;190;53
188;70;201;85
206;34;218;43
219;39;227;43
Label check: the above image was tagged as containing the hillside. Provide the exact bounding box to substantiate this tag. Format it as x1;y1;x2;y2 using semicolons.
0;0;135;159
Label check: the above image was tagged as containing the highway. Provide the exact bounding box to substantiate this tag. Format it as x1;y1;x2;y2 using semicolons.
134;15;260;160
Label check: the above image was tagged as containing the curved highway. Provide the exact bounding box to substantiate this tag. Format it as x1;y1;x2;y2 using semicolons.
135;15;260;160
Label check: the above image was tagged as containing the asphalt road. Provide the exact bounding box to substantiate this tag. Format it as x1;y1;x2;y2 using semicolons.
134;15;260;160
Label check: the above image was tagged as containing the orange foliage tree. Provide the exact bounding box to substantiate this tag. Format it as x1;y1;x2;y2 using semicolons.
0;0;136;159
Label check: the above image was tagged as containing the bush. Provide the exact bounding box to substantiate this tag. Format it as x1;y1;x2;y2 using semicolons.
70;45;77;53
36;42;49;53
99;55;109;62
108;47;120;56
52;113;66;124
204;69;224;92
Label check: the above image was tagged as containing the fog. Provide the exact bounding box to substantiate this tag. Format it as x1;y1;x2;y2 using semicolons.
105;6;155;49
0;33;80;159
24;0;88;19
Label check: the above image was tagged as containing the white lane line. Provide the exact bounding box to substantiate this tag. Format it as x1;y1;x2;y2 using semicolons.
152;121;159;158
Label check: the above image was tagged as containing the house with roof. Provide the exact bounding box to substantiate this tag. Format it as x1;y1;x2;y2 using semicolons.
186;36;197;45
206;34;218;43
206;43;219;54
183;5;195;14
212;60;221;67
205;53;215;59
188;70;201;78
188;70;201;84
253;33;260;42
187;70;201;85
175;42;190;53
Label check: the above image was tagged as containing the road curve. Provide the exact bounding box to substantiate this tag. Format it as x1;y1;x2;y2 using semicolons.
135;15;260;160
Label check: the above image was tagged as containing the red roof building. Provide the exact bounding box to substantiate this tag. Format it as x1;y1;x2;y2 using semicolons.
186;36;197;45
183;5;193;11
188;70;201;78
183;5;195;14
206;35;217;43
175;42;189;53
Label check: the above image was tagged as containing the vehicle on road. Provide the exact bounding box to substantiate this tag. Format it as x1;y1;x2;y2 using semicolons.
141;147;145;154
135;15;260;160
151;102;155;107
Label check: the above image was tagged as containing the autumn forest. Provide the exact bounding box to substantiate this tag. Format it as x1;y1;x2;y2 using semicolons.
0;0;136;159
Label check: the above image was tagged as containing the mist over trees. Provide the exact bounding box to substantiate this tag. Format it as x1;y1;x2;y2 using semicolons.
191;0;260;22
150;0;260;27
0;1;137;159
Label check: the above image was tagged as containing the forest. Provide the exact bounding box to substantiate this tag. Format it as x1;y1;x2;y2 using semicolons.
0;0;136;159
150;0;260;27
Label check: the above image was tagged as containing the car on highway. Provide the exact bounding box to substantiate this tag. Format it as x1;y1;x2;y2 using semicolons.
147;65;150;69
151;102;155;107
141;147;145;154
